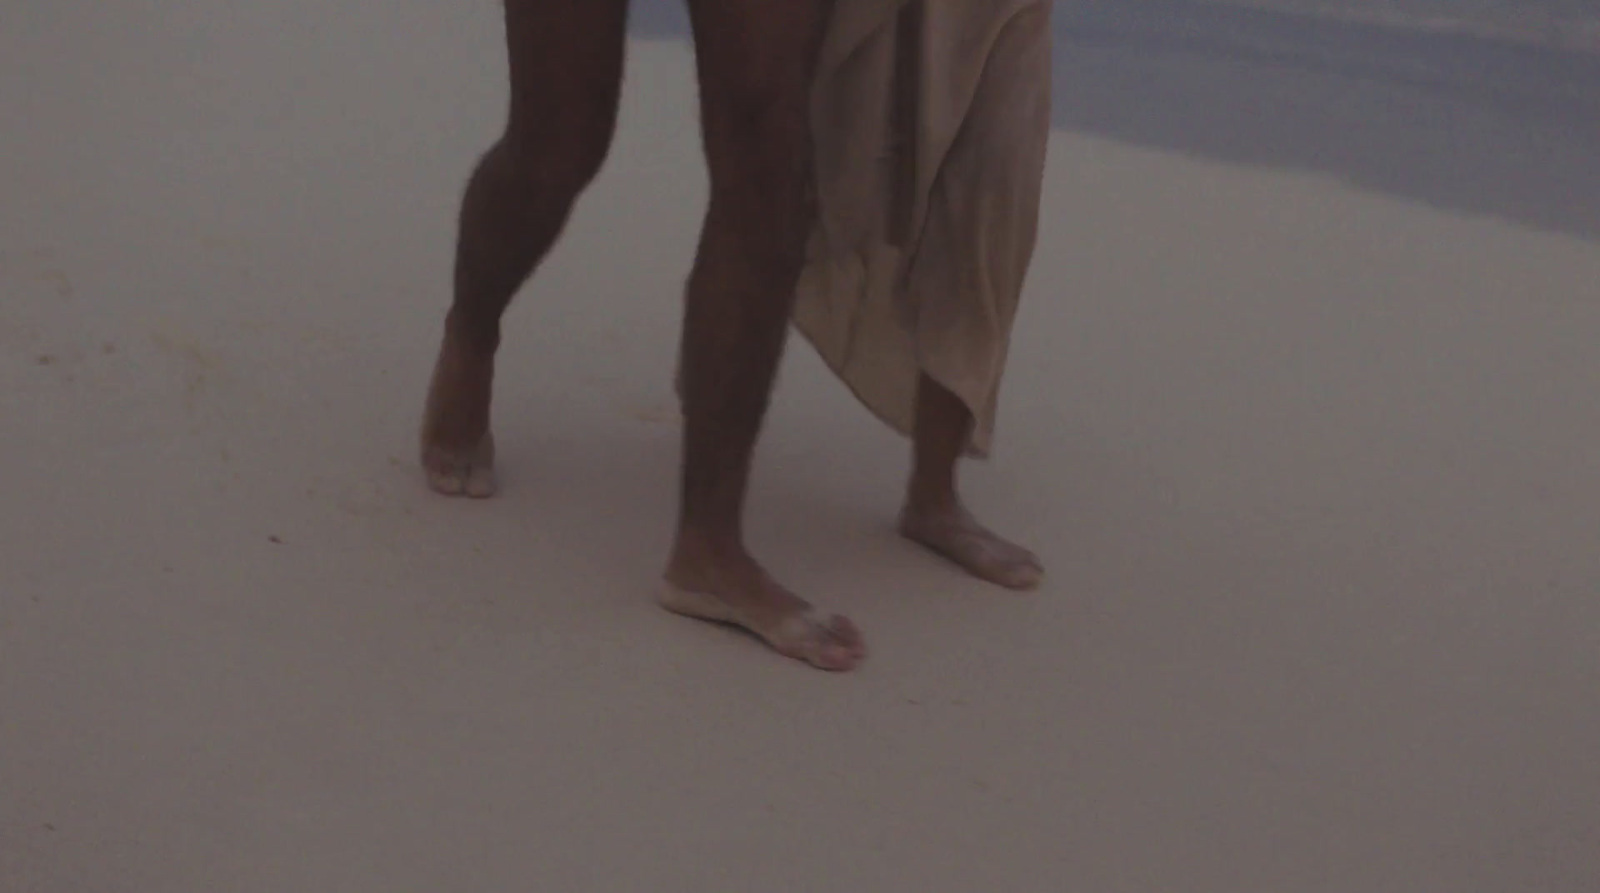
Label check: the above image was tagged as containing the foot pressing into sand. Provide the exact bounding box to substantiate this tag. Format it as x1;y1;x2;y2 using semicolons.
900;503;1043;590
420;329;498;498
662;537;867;671
422;434;496;498
903;375;1043;590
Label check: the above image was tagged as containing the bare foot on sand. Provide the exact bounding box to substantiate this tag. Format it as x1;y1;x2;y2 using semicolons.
662;540;866;671
900;505;1044;590
420;333;498;498
422;433;497;498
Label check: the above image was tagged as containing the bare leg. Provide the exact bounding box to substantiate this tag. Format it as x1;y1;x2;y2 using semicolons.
421;0;629;496
659;0;866;671
901;373;1044;590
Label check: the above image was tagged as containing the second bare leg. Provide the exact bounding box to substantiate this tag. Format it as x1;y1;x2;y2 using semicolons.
660;0;866;671
421;0;628;496
901;374;1043;590
897;4;1050;591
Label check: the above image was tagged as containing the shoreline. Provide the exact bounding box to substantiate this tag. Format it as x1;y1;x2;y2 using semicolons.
1194;0;1600;52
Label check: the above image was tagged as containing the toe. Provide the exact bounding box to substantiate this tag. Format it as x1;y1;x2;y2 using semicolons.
816;615;868;670
829;614;868;660
422;440;496;498
779;613;867;671
999;557;1044;590
463;464;497;498
989;541;1044;590
425;463;467;496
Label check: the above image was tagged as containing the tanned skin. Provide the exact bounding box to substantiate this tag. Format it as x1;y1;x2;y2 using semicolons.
421;0;1039;672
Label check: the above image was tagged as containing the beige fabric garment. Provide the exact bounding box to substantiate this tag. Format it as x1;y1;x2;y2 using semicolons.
794;0;1052;457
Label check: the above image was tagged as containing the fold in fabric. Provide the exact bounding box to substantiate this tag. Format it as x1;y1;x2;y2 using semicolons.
794;0;1052;457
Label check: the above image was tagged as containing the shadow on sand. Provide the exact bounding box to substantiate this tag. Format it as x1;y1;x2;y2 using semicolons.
629;0;1600;241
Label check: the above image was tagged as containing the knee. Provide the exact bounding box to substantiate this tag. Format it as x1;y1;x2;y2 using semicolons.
498;103;619;197
706;82;811;173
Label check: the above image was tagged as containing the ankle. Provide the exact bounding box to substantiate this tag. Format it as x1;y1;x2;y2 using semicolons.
904;483;960;518
667;527;754;584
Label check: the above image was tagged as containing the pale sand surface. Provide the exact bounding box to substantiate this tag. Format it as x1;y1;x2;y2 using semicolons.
4;2;1599;890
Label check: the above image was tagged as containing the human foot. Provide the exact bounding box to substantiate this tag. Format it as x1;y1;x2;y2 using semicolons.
421;431;496;498
899;504;1043;590
661;543;866;671
420;334;497;498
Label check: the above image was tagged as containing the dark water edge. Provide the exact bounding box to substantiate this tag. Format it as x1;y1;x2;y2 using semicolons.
629;0;1600;52
1202;0;1600;51
625;0;1600;242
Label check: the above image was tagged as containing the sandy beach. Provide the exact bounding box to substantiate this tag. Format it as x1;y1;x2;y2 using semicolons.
4;1;1598;889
